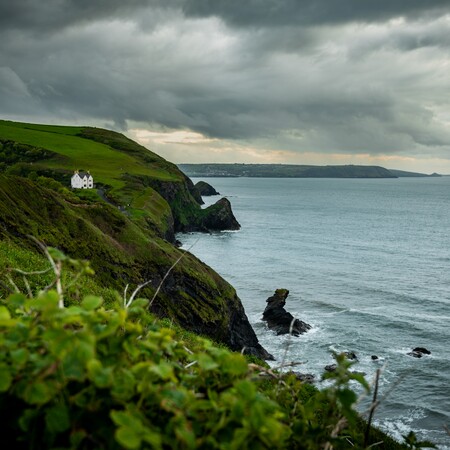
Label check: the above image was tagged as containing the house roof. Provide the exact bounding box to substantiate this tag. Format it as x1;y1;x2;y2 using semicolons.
73;171;92;178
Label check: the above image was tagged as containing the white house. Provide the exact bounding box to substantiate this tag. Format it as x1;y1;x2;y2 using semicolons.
71;170;94;189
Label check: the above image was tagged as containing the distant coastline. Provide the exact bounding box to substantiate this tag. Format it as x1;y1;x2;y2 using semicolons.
179;163;441;179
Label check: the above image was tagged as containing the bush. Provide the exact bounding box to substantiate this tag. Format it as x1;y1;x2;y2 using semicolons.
0;292;291;449
0;250;428;449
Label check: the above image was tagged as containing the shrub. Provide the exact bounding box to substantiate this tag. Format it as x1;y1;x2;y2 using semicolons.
0;250;429;449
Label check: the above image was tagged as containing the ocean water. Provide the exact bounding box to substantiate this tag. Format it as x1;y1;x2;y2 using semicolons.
178;177;450;448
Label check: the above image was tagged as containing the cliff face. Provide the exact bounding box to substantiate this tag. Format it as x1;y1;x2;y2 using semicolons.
0;121;267;359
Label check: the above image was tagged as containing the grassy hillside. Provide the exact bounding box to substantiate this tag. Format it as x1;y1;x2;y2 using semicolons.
0;120;257;357
0;120;208;239
0;121;177;186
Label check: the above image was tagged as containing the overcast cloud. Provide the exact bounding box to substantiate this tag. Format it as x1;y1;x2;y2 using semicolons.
1;0;449;171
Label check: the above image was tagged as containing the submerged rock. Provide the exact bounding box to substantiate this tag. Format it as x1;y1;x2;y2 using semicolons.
195;180;220;196
289;372;316;384
407;347;431;358
325;364;337;372
413;347;431;355
262;289;311;336
344;351;358;361
371;355;379;361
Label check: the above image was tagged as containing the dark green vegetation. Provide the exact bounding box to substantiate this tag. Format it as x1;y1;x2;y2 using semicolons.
0;280;423;449
180;163;413;178
0;121;236;238
0;120;434;449
0;120;258;358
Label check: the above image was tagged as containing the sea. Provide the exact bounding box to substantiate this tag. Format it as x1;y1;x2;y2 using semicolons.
178;176;450;448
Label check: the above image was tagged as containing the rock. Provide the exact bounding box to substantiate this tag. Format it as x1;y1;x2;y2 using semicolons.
262;289;311;336
195;180;220;196
407;347;431;358
407;351;422;358
344;351;358;361
161;268;274;361
289;372;316;384
413;347;431;355
371;355;379;360
325;364;337;372
200;198;241;231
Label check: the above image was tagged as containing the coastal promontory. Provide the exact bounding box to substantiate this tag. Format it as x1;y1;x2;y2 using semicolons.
0;120;265;359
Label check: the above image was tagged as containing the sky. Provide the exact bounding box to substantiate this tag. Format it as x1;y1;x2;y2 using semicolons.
1;1;450;173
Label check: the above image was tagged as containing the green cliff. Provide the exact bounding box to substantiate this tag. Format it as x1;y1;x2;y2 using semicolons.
0;120;266;359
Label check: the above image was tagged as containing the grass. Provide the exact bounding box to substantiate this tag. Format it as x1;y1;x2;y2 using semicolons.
0;239;118;305
0;120;179;192
0;119;196;236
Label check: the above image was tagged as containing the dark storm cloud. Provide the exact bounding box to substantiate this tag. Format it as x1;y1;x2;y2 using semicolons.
0;0;449;160
0;0;154;32
182;0;449;27
1;0;448;33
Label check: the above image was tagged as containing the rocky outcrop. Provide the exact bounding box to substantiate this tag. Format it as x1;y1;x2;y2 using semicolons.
407;347;431;358
262;289;311;336
290;372;316;384
200;198;241;231
344;351;358;361
195;181;220;196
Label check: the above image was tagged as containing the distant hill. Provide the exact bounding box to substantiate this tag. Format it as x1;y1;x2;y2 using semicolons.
388;169;441;177
179;163;397;178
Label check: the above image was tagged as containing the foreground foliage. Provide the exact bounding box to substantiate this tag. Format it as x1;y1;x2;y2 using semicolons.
0;251;433;449
0;291;422;450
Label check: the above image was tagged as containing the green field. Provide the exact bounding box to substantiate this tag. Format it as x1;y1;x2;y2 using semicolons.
0;120;179;191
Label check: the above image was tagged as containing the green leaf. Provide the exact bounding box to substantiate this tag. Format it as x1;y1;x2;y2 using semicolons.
70;430;87;448
61;342;93;380
10;348;29;367
197;354;219;371
150;362;175;380
18;409;39;432
222;354;248;376
8;293;27;308
45;403;70;434
87;359;113;388
111;369;136;401
129;298;148;309
47;247;67;261
28;291;59;311
0;306;11;320
23;381;52;405
115;426;141;450
337;388;357;410
0;365;12;392
81;295;103;311
142;429;162;449
111;410;142;429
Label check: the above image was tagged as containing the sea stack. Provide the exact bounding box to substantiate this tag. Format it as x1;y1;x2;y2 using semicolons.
195;180;220;196
262;289;311;336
